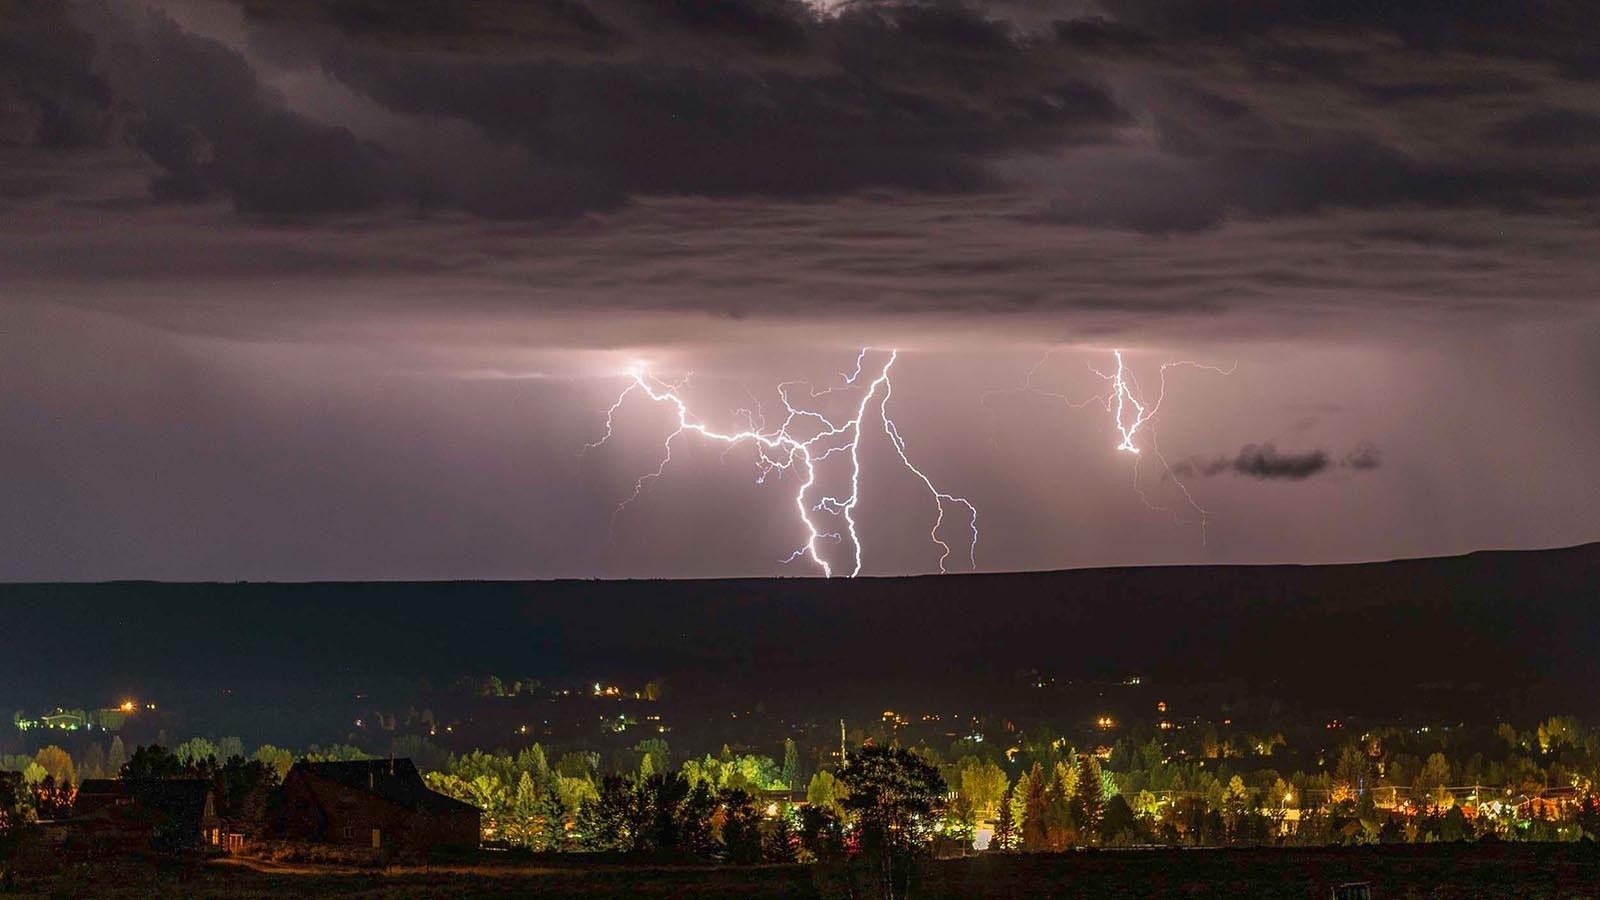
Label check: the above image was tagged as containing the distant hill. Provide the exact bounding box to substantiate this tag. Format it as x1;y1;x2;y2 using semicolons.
4;543;1598;726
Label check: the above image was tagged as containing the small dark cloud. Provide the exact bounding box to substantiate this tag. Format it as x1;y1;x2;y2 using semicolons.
1175;441;1382;481
1343;442;1383;471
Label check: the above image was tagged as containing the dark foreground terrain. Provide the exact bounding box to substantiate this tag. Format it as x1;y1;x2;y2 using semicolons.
18;845;1600;900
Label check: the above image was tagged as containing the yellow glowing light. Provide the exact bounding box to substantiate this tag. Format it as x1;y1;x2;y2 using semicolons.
120;701;136;712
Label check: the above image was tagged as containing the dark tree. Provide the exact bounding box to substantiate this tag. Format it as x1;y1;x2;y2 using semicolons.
1098;793;1139;845
1576;793;1600;840
679;781;719;860
32;776;72;820
839;745;947;900
764;806;799;863
718;788;763;865
799;803;844;859
0;776;34;891
121;745;188;780
213;756;278;831
576;775;635;852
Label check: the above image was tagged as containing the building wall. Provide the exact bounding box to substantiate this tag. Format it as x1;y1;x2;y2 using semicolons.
282;772;479;851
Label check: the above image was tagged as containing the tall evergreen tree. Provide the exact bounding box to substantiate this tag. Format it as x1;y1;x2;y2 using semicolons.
1020;763;1049;851
991;789;1017;851
106;737;126;777
1069;755;1105;839
781;739;801;794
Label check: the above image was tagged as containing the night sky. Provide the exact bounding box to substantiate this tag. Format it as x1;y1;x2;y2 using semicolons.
3;0;1598;581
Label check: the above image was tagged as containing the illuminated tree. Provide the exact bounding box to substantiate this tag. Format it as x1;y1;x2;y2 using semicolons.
173;737;218;769
1416;753;1453;810
251;745;294;780
106;737;126;776
782;739;801;792
80;743;107;781
1069;755;1104;838
806;770;844;817
990;791;1017;851
956;757;1009;816
32;747;75;789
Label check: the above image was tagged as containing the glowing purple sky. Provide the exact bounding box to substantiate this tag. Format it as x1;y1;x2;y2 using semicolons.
3;1;1597;579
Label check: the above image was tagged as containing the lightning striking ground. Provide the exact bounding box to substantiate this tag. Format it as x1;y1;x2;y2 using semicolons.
584;350;977;577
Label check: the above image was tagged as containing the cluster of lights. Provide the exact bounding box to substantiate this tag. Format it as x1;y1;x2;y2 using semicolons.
588;349;977;576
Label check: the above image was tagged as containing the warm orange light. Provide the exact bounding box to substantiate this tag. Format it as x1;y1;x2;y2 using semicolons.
119;701;136;712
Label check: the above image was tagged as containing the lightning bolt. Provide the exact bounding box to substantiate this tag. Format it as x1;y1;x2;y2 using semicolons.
585;350;978;577
991;347;1234;538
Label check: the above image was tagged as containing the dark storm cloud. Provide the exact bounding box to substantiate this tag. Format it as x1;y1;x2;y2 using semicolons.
1490;107;1600;149
1;0;1598;340
236;0;1126;207
1174;442;1382;481
3;0;1127;218
0;1;115;151
7;0;1600;233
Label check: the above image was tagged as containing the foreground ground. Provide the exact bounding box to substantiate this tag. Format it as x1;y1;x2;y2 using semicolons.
14;844;1599;899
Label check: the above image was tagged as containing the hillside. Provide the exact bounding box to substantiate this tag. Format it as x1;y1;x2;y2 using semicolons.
3;543;1597;728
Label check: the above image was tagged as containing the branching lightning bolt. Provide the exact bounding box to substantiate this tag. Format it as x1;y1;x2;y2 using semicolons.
990;347;1234;539
584;350;977;577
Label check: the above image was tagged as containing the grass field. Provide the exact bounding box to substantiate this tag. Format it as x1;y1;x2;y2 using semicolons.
14;844;1599;899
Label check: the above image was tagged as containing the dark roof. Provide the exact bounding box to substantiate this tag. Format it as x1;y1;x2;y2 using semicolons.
126;779;215;829
290;759;478;816
78;779;121;796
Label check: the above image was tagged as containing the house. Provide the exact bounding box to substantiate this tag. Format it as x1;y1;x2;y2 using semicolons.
66;779;221;855
282;759;479;852
74;779;130;816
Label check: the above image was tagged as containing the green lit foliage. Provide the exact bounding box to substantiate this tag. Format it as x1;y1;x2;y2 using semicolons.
32;747;75;789
685;751;784;794
1069;755;1105;841
806;770;845;818
956;756;1009;817
781;738;801;791
251;745;294;780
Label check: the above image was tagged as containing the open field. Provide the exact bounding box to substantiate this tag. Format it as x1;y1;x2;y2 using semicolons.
12;844;1599;899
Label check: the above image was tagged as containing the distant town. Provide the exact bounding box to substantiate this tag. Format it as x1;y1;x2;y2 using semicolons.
6;667;1599;875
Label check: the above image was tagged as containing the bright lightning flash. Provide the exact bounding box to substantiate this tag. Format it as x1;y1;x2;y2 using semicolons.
584;350;977;577
999;347;1234;536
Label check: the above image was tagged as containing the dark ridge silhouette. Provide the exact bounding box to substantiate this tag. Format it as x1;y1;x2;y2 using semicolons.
3;543;1597;726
